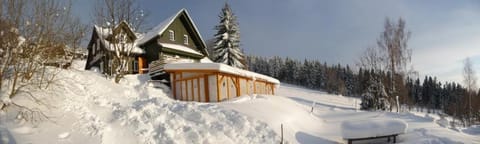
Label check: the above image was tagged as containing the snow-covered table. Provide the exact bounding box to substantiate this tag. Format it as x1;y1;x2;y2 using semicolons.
341;119;407;144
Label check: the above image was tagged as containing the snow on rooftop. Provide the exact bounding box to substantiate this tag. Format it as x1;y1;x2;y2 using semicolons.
94;25;144;54
136;10;179;45
159;43;202;56
164;63;280;84
99;38;145;54
136;9;208;56
93;9;208;57
200;57;213;63
341;118;407;139
94;25;111;38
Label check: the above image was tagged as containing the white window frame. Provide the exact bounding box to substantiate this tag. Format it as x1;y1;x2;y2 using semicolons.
169;30;175;41
183;34;188;45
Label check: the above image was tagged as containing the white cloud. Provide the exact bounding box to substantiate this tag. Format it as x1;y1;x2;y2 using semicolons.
409;5;480;85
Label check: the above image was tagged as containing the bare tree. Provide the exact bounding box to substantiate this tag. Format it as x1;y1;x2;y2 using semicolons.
357;46;384;71
358;17;412;112
377;18;412;110
94;0;147;83
0;0;87;122
94;0;147;31
463;57;477;126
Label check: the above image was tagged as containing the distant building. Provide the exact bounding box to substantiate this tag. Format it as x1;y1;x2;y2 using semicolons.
85;9;209;80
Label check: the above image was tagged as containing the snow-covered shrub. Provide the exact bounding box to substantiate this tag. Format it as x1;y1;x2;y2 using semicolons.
361;75;390;111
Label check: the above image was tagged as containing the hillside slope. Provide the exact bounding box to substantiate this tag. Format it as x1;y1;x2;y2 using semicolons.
222;84;480;143
0;61;278;144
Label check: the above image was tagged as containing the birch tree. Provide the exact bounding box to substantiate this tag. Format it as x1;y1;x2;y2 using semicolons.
377;18;411;111
463;57;477;126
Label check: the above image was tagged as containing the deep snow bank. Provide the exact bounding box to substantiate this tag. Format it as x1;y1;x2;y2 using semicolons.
0;60;279;144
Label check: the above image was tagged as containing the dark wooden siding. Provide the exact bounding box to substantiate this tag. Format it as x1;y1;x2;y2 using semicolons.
158;14;200;51
143;40;162;66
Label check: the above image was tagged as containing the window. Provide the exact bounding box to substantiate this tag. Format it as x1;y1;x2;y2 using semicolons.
133;60;139;72
169;30;175;41
183;34;188;45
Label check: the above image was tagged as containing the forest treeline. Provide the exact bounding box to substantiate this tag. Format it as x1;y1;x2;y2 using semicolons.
246;55;480;127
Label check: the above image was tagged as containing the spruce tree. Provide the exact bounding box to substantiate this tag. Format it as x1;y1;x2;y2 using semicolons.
213;2;246;69
361;72;390;111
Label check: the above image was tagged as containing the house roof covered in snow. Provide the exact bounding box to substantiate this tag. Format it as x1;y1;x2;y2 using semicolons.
164;63;280;84
98;38;145;54
137;9;208;56
90;9;208;57
93;22;145;54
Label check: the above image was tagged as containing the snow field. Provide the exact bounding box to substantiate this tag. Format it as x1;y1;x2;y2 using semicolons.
222;84;479;144
221;95;324;144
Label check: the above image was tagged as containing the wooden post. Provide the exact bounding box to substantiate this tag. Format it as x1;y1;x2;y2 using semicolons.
183;76;187;101
227;76;230;100
235;77;240;97
190;80;193;101
204;75;210;102
280;124;284;144
197;78;200;102
246;79;250;95
138;57;144;74
216;73;220;102
172;73;176;99
253;81;257;94
180;73;184;100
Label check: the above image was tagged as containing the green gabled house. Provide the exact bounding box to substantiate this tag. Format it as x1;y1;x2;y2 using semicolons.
85;8;210;79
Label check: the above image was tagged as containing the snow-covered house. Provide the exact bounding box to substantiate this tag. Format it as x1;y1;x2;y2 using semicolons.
85;9;209;78
164;63;280;102
85;21;145;75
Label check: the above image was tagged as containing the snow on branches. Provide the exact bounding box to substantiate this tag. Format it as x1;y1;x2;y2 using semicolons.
212;3;246;69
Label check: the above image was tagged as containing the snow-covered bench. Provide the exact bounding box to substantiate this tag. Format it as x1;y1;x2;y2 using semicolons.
341;119;407;144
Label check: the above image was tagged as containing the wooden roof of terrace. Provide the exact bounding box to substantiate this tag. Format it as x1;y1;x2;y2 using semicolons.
164;63;280;84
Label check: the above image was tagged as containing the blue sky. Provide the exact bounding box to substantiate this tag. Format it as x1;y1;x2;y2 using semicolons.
72;0;480;85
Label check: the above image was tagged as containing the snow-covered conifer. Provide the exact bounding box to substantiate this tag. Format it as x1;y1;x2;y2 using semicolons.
361;73;390;110
213;2;246;69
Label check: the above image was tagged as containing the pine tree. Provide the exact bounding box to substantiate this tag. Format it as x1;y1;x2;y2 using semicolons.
213;2;246;69
361;71;390;110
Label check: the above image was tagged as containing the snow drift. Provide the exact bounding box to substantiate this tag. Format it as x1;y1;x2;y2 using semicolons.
0;60;279;144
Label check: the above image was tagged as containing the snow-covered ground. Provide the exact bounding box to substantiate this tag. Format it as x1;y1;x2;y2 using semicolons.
0;60;479;144
223;84;480;144
0;61;278;144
